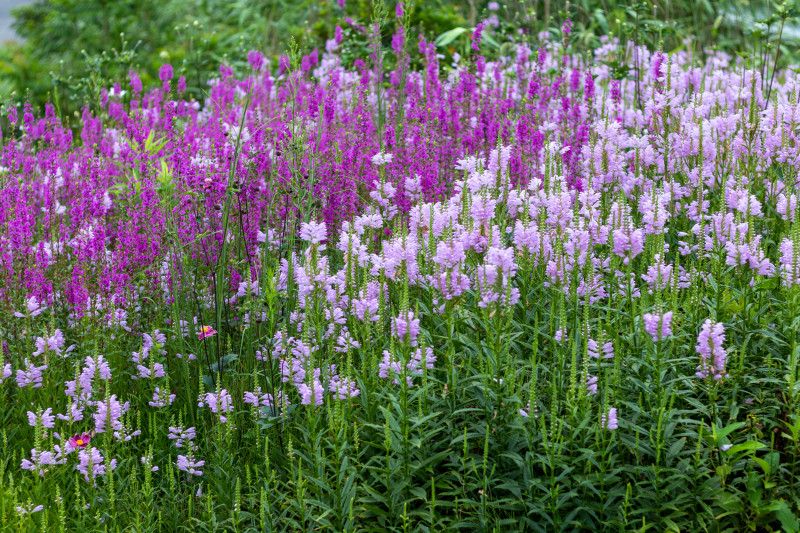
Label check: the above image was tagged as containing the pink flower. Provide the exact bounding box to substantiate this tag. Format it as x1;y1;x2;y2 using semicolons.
69;433;92;448
76;446;116;483
695;319;727;380
601;407;618;430
588;339;614;359
141;455;159;472
13;295;47;318
299;221;327;244
391;310;420;346
197;326;217;340
643;311;673;342
585;375;598;395
297;380;324;406
16;503;44;515
168;426;197;449
27;408;55;429
177;454;205;476
21;448;59;476
16;359;47;388
198;390;234;422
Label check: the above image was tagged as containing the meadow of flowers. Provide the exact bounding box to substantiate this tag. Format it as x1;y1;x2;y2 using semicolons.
2;12;800;532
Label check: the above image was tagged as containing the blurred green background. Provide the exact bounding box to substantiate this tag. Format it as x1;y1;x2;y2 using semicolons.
0;0;798;121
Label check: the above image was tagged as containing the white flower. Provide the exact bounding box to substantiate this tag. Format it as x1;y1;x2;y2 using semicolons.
371;152;394;166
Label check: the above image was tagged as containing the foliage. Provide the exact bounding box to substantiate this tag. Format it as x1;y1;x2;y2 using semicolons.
1;0;797;121
2;2;800;532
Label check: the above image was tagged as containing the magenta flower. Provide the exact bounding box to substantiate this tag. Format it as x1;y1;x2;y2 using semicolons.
159;63;173;82
69;433;92;449
197;326;217;340
472;21;484;52
129;70;142;93
247;50;264;71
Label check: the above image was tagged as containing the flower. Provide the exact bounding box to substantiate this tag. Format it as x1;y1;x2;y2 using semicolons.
159;63;173;82
149;387;176;407
378;347;436;386
588;339;614;359
13;295;47;318
643;311;673;342
76;446;116;483
297;380;324;406
247;50;265;71
27;408;55;429
585;375;598;395
177;454;205;476
299;221;327;245
32;329;74;358
21;448;59;476
371;152;394;166
197;326;217;340
16;503;44;515
70;433;92;448
129;70;142;93
198;390;234;422
391;310;420;346
168;426;197;449
141;455;159;472
601;407;618;430
16;359;47;388
472;21;484;52
695;319;727;380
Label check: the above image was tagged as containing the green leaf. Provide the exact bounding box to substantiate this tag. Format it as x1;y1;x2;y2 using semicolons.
435;27;468;47
481;32;501;49
725;441;765;455
753;457;771;475
209;353;239;373
712;422;745;442
775;501;800;532
667;437;686;460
